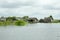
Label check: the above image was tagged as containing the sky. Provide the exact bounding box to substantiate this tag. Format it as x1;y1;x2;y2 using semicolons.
0;0;60;19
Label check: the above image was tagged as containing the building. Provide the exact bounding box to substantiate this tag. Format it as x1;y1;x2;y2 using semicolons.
0;17;6;22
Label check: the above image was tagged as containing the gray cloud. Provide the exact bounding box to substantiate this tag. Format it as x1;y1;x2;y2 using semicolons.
0;0;60;19
0;1;33;8
43;5;60;10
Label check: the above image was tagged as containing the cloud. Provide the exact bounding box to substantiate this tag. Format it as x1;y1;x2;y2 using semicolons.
0;0;33;8
0;0;60;19
33;0;60;10
43;4;60;10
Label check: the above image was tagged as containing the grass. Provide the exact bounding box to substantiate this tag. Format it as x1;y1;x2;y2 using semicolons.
0;21;11;26
51;20;60;23
0;20;28;26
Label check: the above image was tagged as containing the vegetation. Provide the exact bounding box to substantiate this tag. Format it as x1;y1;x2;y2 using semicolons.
0;22;3;26
6;16;17;21
0;15;60;26
0;21;13;26
51;20;60;23
14;20;27;26
23;16;29;19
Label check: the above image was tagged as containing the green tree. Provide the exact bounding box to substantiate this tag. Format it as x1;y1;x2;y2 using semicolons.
39;19;44;23
6;16;17;21
23;16;29;19
49;15;54;20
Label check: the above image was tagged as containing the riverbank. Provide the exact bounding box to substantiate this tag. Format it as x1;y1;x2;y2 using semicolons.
0;15;60;26
0;20;60;26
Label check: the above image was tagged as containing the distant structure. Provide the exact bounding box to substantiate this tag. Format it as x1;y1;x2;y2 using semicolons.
28;17;38;23
0;16;6;22
39;15;53;23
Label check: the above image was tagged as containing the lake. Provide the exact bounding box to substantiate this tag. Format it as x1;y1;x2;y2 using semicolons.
0;23;60;40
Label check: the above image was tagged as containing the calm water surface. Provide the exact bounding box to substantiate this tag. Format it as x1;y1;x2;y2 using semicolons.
0;23;60;40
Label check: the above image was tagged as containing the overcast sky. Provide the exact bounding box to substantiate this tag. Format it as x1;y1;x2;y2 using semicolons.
0;0;60;19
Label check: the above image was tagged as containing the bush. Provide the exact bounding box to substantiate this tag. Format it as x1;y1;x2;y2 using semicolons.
15;20;27;26
0;21;12;26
